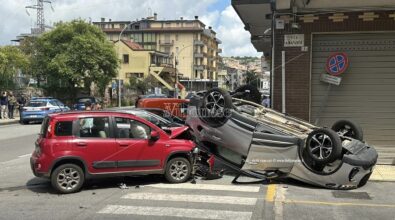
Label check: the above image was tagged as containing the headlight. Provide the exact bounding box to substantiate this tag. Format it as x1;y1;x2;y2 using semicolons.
192;147;200;154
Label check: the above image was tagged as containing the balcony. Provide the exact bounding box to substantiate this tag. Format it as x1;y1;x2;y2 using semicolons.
159;40;174;45
194;53;204;58
194;65;206;71
217;48;222;53
194;40;205;46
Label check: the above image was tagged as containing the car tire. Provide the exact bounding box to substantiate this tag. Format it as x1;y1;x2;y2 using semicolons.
199;88;233;127
51;164;85;194
22;120;29;125
233;84;262;104
306;128;342;165
165;157;191;183
331;120;363;141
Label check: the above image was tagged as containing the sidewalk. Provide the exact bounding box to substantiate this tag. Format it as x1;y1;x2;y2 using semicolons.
371;165;395;181
0;117;20;126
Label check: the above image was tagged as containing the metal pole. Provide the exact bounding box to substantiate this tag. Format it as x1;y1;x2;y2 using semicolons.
117;22;132;107
282;50;286;114
118;79;121;107
271;11;276;109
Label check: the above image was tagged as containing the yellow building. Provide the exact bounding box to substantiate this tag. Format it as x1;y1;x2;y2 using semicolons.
94;14;222;91
114;39;175;91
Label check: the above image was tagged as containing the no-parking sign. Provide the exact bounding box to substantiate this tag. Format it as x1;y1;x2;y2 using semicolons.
326;53;349;76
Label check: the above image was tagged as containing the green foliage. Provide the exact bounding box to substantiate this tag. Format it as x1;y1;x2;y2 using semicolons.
245;71;260;88
127;75;157;95
34;20;118;98
0;46;29;90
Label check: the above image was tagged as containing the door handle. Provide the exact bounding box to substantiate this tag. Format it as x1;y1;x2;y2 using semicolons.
118;142;129;147
76;142;87;146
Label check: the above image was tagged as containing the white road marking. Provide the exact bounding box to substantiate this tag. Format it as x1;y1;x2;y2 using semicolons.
122;193;257;205
274;185;286;220
18;154;31;158
149;183;260;192
98;205;253;220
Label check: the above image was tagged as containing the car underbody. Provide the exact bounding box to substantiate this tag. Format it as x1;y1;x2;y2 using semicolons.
186;88;378;189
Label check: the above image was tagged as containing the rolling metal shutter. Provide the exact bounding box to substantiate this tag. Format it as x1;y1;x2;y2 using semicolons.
311;33;395;165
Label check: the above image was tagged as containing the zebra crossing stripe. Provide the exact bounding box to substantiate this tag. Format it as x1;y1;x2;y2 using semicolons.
98;205;253;220
148;183;260;192
122;192;257;205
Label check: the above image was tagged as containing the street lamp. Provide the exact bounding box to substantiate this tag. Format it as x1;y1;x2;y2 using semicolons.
174;44;194;98
117;22;133;107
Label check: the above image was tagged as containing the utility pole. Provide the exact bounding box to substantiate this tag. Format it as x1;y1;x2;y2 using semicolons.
26;0;53;34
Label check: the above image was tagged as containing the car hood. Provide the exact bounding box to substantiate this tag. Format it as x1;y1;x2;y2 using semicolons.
169;126;189;139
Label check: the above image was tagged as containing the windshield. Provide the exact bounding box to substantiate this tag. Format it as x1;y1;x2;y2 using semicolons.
27;101;47;107
76;98;94;103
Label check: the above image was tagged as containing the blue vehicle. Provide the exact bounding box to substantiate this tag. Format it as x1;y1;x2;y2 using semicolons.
21;98;70;124
73;97;101;110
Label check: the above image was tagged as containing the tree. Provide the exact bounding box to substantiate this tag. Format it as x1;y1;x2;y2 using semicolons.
245;70;260;88
34;20;118;99
0;46;29;90
127;75;157;95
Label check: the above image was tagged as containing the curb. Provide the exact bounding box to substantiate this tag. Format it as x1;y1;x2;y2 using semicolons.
0;120;21;126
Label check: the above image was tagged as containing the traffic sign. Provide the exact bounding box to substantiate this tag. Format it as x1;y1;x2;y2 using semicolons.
326;53;349;76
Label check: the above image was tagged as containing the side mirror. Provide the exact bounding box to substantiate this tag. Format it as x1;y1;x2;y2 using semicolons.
150;131;160;141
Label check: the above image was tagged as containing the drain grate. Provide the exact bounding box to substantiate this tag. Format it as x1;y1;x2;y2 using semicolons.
332;191;371;200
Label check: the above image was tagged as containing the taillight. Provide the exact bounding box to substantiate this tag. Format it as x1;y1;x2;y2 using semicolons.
40;107;50;111
34;141;42;156
46;124;53;138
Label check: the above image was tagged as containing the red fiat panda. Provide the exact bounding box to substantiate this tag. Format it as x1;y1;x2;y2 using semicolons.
30;111;196;194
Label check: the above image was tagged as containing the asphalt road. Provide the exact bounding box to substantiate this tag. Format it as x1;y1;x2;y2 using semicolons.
0;124;394;220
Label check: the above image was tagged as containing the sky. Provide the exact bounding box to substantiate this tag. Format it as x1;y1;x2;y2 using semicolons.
0;0;261;57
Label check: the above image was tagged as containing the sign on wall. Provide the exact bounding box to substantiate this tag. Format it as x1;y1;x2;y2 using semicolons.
320;74;342;86
326;53;349;76
284;34;304;47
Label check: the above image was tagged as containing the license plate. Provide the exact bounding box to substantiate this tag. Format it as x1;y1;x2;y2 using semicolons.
29;115;38;118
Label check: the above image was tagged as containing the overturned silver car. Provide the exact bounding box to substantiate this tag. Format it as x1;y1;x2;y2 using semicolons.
187;88;378;189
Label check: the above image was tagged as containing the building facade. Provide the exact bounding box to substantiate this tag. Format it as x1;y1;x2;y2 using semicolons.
233;0;395;164
114;40;175;92
93;15;222;89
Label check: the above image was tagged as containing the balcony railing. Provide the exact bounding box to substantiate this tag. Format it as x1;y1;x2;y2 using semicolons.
194;40;205;46
194;53;204;58
194;65;206;71
159;40;174;45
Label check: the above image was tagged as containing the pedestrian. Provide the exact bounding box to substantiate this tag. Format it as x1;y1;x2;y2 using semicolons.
262;95;271;108
85;101;92;111
7;91;17;119
17;94;27;122
0;91;8;119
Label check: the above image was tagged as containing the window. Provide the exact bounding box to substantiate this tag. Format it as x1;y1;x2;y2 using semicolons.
123;54;129;64
115;117;151;139
175;34;179;41
55;121;73;136
78;117;109;138
131;33;143;43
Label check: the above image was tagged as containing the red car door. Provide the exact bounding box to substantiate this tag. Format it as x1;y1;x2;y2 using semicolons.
71;116;118;174
113;116;166;172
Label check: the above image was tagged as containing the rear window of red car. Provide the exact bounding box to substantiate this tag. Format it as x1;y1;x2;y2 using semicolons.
55;121;73;136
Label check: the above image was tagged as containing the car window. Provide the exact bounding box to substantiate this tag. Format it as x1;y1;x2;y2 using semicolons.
78;117;109;138
49;100;59;107
55;121;73;136
77;98;94;103
27;101;47;107
115;117;151;139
